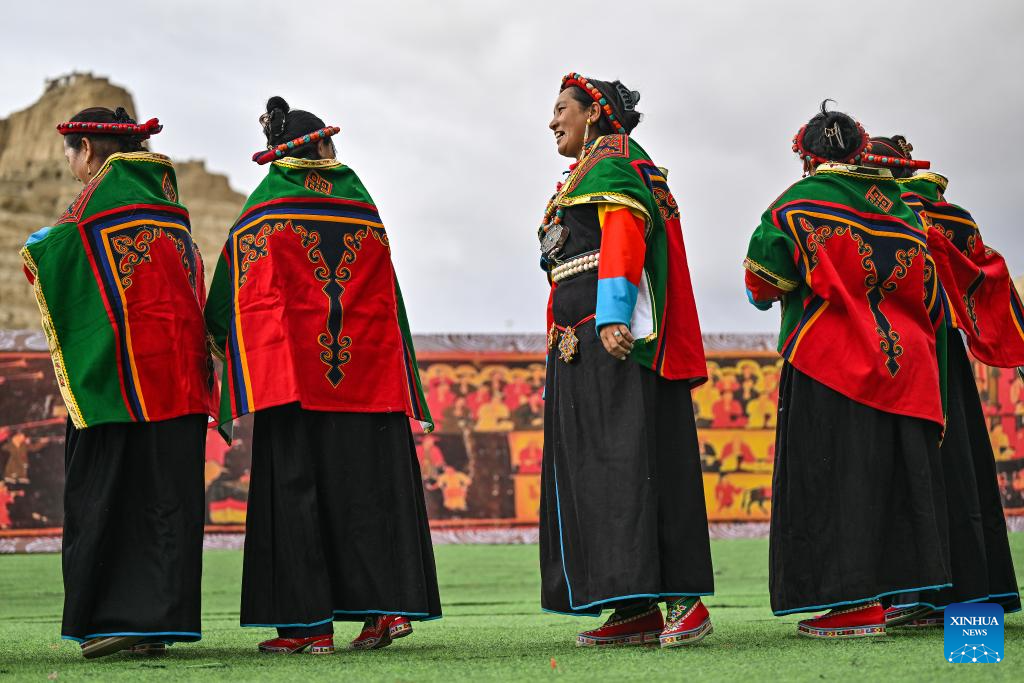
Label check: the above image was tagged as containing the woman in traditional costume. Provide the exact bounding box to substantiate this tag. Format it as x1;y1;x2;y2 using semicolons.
205;97;440;655
743;103;951;638
22;108;214;658
862;136;1023;627
538;73;713;649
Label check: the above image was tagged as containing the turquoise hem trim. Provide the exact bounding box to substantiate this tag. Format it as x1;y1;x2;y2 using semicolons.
542;607;601;618
892;591;1022;612
573;592;713;612
333;609;431;618
62;631;201;644
241;617;334;629
773;583;952;616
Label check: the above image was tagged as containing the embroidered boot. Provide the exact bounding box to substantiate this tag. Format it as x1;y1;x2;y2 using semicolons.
797;601;885;639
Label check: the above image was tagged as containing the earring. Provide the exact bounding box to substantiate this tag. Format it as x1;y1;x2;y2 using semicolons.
580;119;592;160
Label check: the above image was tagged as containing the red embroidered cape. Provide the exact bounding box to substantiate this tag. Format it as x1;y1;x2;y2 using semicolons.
744;165;944;425
901;173;1024;368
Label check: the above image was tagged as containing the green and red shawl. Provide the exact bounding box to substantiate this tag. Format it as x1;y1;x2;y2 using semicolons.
21;152;215;428
205;157;433;432
744;164;945;426
551;134;707;384
900;172;1024;368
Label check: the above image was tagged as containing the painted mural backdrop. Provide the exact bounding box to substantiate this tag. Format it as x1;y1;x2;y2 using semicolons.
1;331;1022;533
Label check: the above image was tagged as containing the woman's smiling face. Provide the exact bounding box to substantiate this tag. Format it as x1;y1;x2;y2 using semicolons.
549;88;598;159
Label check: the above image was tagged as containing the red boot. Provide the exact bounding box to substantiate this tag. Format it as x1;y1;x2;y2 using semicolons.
659;599;713;648
258;635;334;654
351;615;411;650
884;605;933;628
388;615;413;640
576;605;664;647
797;601;885;639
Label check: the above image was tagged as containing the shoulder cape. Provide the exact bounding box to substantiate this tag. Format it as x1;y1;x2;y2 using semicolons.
21;152;214;428
556;134;707;384
205;157;433;432
744;165;945;425
900;173;1024;368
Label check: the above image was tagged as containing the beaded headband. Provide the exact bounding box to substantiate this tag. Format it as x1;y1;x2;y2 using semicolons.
560;72;626;135
792;120;869;166
863;139;931;170
251;126;340;165
860;153;931;170
57;117;163;138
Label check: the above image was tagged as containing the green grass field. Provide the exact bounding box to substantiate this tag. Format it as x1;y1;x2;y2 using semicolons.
1;536;1022;681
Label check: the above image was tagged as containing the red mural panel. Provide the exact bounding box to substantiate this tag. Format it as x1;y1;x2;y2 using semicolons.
1;332;1021;533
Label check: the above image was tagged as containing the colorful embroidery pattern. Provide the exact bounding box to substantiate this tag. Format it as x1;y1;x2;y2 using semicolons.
237;221;287;287
634;161;680;223
225;200;391;399
82;208;199;421
865;185;894;213
779;205;928;377
304;171;333;195
111;228;160;289
161;172;177;202
562;135;629;195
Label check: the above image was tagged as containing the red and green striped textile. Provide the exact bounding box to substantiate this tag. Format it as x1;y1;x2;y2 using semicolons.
205;157;433;433
744;164;945;425
21;152;214;428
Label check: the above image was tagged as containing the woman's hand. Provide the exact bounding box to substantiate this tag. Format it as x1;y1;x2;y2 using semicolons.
599;323;634;360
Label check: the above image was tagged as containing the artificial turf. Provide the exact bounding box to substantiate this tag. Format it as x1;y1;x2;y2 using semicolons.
0;536;1022;681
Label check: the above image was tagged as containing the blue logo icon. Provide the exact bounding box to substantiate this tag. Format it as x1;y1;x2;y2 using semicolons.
944;602;1004;663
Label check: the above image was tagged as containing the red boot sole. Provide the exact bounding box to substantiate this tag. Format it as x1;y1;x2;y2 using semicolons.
660;619;713;648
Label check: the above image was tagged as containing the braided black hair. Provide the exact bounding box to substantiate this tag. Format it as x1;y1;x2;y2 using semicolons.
802;100;862;162
261;96;329;160
63;106;146;155
566;78;644;135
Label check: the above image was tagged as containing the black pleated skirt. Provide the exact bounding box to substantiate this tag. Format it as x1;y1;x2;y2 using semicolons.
769;362;951;615
893;333;1020;612
539;273;713;617
62;414;207;643
240;404;441;629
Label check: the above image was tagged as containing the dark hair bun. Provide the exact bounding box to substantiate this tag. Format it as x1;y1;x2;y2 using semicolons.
112;107;136;124
803;99;862;161
263;96;290;142
266;96;290;115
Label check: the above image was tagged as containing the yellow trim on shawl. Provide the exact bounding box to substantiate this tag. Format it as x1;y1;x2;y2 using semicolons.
20;247;86;428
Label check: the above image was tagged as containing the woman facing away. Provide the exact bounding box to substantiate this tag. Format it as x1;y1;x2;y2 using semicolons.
862;136;1023;627
538;72;714;649
205;97;440;655
21;108;214;658
743;102;951;639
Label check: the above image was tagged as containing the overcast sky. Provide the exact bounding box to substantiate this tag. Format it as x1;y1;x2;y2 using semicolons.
3;1;1022;334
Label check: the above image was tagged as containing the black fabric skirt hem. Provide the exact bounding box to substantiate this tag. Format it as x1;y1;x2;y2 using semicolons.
543;590;714;618
61;631;202;644
773;582;952;617
240;405;442;627
891;591;1022;614
241;609;443;628
768;363;951;616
